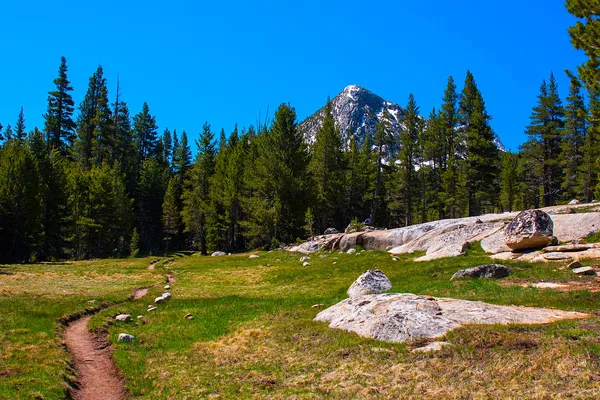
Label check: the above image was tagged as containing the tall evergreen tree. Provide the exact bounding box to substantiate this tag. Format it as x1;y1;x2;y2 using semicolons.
308;99;346;232
133;102;158;161
525;73;565;206
28;129;70;260
370;111;392;225
44;56;76;155
438;76;465;218
0;141;42;262
75;66;111;169
135;158;167;253
460;72;499;215
182;122;215;254
390;94;420;226
500;151;522;212
15;107;26;142
242;103;309;246
421;107;445;220
162;176;181;252
562;70;587;201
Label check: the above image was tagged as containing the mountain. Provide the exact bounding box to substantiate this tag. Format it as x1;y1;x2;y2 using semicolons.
299;84;506;151
299;85;405;148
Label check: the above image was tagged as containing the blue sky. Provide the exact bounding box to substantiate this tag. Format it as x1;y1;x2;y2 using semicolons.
0;0;586;150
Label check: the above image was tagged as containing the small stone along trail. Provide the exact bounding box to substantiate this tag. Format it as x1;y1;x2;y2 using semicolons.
64;287;149;400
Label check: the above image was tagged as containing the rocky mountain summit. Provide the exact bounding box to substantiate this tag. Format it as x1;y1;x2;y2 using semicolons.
298;84;506;151
299;85;405;148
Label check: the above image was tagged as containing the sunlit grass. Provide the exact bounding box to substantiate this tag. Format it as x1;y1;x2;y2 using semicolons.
2;249;600;398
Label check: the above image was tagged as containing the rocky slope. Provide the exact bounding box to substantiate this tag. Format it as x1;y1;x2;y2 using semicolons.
289;202;600;261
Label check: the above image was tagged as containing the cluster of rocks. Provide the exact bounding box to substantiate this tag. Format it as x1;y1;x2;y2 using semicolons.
118;283;190;344
490;209;600;264
289;202;600;263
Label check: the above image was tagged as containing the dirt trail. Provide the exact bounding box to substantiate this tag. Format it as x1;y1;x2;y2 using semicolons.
64;287;149;400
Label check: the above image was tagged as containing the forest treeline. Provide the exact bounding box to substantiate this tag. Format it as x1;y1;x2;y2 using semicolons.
0;1;597;263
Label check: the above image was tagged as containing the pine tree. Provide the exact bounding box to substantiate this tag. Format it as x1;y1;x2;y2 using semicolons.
28;129;70;260
135;158;167;253
133;102;158;161
525;73;565;206
499;151;522;212
308;99;346;232
44;56;76;155
369;111;392;225
390;93;421;226
346;131;368;224
162;128;173;168
566;1;600;94
4;125;14;142
584;91;600;201
562;70;587;201
242;103;309;246
15;107;26;142
162;176;181;252
182;122;215;254
0;141;42;262
421;107;445;220
438;76;465;218
75;66;111;169
173;130;192;184
460;72;499;215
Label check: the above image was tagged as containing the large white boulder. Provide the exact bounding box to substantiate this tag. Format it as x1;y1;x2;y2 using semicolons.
347;270;392;298
315;293;588;343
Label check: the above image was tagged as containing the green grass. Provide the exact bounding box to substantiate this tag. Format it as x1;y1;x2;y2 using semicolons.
2;250;600;398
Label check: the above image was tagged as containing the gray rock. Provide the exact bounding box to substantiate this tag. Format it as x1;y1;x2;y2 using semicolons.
302;262;311;267
248;254;260;259
450;264;512;280
299;256;311;262
164;284;171;290
347;270;392;298
573;266;596;275
346;248;357;254
211;251;227;256
569;199;581;205
543;244;595;252
412;341;451;353
118;333;135;343
115;314;132;322
505;210;554;250
154;296;165;304
542;252;573;261
324;227;339;235
315;293;588;343
162;292;172;299
147;306;158;312
531;282;568;289
567;260;582;269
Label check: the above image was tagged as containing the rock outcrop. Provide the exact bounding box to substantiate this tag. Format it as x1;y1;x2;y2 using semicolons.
347;270;392;298
504;210;554;250
287;203;600;262
450;264;512;280
315;293;588;343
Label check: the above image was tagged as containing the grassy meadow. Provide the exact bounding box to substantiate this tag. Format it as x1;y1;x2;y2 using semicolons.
1;247;600;398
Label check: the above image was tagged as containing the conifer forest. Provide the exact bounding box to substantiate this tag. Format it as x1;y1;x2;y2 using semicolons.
0;1;598;264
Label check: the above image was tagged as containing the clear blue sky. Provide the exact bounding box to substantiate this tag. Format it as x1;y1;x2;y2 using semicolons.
0;0;586;151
